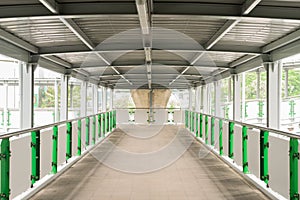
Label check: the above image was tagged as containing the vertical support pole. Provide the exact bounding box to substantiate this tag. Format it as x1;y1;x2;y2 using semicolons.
205;115;208;144
260;130;269;186
106;112;109;133
219;119;223;155
60;75;69;121
0;138;10;199
97;114;101;138
233;74;241;121
92;116;96;145
110;111;113;132
211;117;215;146
242;126;249;173
3;83;8;133
93;85;99;114
228;122;234;159
77;120;81;156
51;125;58;174
66;122;72;161
185;110;188;128
102;87;107;112
114;110;116;128
214;81;221;117
85;117;90;147
290;138;299;200
189;111;192;131
265;60;282;129
20;62;34;129
195;113;199;137
191;112;194;133
31;130;40;186
200;114;203;138
80;81;87;117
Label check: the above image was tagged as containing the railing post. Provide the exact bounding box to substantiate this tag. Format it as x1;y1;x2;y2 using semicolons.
260;130;269;186
189;111;192;131
77;119;81;156
191;112;194;133
114;110;117;128
211;117;215;146
106;112;109;133
97;114;101;138
228;122;234;159
110;111;113;131
200;114;203;138
219;119;223;155
195;113;199;137
242;126;249;174
31;130;40;187
66;122;72;161
92;116;96;145
85;117;90;147
185;110;188;128
51;125;58;174
1;138;10;200
290;137;299;200
205;115;208;144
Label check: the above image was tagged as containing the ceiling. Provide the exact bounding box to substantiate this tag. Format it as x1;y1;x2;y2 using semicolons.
0;0;299;89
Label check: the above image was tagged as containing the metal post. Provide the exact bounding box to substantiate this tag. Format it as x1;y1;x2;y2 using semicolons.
66;122;72;161
97;114;101;138
85;117;90;147
290;138;299;199
60;75;69;121
102;113;105;137
200;114;203;138
3;83;8;133
77;120;82;156
233;74;241;121
51;125;58;174
0;138;10;199
114;110;117;128
106;112;109;133
31;130;40;186
102;87;107;112
211;117;215;145
92;116;96;145
228;122;234;159
191;112;194;133
242;126;249;173
260;130;269;186
219;119;223;155
80;81;87;117
205;115;208;144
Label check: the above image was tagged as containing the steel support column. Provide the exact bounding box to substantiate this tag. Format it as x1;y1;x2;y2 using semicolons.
102;87;107;112
80;81;87;117
265;61;282;129
20;62;34;129
214;81;221;117
93;85;98;114
60;75;69;120
233;74;241;121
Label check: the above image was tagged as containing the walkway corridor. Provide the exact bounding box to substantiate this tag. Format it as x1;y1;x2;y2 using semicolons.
31;125;268;200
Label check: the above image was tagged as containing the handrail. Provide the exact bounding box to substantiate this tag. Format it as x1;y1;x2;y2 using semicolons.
189;111;300;139
0;111;110;139
115;107;184;110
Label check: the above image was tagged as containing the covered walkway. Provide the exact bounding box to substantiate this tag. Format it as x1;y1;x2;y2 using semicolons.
31;125;268;200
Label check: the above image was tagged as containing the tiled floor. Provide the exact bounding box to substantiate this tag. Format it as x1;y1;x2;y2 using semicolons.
31;125;269;200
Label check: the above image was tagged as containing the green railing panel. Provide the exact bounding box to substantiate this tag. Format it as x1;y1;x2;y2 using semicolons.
228;122;234;159
242;126;249;174
0;138;10;200
205;115;208;144
219;119;223;155
97;114;101;138
85;117;90;147
290;138;299;200
260;130;269;186
77;119;82;156
51;125;58;174
200;114;203;138
66;122;72;161
92;116;96;145
211;117;215;146
31;130;40;187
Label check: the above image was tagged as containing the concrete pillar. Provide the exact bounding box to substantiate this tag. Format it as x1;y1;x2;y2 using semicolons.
102;87;107;112
80;81;87;117
202;85;208;114
60;75;69;120
195;86;201;112
20;62;34;129
241;72;246;121
3;82;8;132
188;88;193;110
265;61;282;129
233;74;241;121
54;79;59;122
214;81;221;117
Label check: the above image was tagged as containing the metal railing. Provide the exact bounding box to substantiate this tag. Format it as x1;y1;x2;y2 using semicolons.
185;110;299;200
0;110;116;199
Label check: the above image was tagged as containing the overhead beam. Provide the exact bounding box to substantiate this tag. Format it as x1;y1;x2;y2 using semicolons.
242;0;262;15
262;29;300;53
42;55;72;68
39;0;59;14
39;45;260;56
